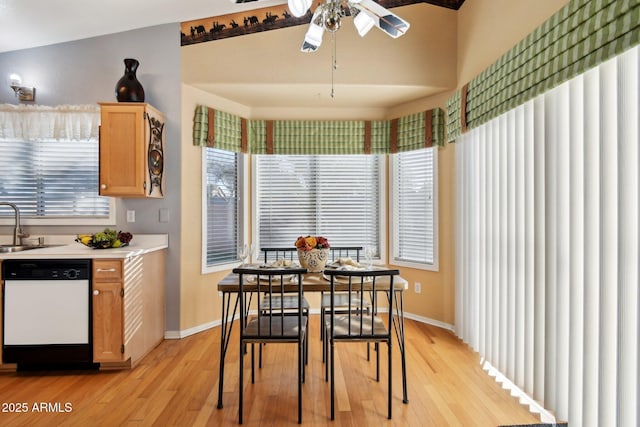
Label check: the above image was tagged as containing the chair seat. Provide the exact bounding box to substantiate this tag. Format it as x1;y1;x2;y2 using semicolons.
260;294;310;312
244;315;308;340
326;314;389;338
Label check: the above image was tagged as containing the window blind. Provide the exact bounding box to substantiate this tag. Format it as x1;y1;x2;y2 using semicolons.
392;148;437;267
256;155;381;256
205;148;242;266
0;138;109;217
455;46;639;426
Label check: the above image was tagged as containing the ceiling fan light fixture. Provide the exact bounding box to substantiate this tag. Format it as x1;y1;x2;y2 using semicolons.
323;8;342;32
288;0;312;18
301;21;324;52
353;10;375;37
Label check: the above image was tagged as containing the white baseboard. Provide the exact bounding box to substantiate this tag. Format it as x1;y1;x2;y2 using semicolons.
404;312;454;331
165;319;221;339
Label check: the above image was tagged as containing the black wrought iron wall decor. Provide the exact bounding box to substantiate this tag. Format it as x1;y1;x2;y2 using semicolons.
147;115;165;196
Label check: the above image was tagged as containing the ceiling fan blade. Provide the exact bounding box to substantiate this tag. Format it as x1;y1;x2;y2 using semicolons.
353;9;375;37
300;7;324;52
353;0;410;39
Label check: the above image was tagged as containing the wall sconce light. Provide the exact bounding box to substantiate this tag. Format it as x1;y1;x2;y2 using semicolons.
9;74;36;102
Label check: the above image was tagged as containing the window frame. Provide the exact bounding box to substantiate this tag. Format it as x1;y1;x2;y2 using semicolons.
389;147;439;271
201;148;249;274
251;154;387;265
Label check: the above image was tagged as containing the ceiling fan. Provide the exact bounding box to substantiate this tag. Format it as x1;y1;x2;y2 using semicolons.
230;0;410;52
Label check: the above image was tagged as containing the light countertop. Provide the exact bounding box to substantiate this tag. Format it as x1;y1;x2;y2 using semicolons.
0;234;168;260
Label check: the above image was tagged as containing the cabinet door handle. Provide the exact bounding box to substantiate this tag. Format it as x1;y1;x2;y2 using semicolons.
93;290;100;296
100;184;107;189
96;268;117;272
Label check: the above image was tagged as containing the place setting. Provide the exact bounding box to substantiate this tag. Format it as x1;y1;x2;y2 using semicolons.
322;246;376;283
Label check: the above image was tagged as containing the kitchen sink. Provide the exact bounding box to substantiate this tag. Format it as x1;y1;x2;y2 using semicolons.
0;244;63;253
0;245;33;253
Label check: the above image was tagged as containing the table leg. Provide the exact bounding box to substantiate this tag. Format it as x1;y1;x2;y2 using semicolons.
217;291;239;409
390;290;409;404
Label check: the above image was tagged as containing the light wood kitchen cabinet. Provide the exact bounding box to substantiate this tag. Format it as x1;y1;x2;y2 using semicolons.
98;102;165;198
92;260;124;362
92;250;166;368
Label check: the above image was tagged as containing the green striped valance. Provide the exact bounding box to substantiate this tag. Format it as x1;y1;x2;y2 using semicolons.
447;0;640;142
193;106;444;154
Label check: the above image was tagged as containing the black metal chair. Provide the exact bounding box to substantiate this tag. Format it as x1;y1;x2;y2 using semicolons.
319;247;368;357
258;247;311;366
323;267;399;420
261;246;364;345
235;266;308;424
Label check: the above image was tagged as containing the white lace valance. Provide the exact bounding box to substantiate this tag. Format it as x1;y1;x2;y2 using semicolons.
0;104;100;141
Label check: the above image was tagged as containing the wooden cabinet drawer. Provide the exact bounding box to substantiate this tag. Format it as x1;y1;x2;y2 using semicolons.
93;260;123;280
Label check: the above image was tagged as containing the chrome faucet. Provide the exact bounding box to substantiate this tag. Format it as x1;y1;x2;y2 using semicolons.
0;202;28;245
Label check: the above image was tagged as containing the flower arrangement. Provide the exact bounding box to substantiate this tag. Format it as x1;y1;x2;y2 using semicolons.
294;235;330;252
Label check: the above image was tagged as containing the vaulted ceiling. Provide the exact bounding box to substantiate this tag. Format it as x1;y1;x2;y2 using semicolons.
182;1;465;113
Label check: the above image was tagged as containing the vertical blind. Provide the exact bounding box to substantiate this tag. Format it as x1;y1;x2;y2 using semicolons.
0;138;109;217
256;155;381;255
455;46;639;426
392;148;437;266
205;148;241;266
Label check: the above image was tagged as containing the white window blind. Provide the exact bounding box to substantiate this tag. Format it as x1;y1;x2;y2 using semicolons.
390;148;438;269
0;138;110;218
255;155;382;256
455;46;639;426
204;148;244;267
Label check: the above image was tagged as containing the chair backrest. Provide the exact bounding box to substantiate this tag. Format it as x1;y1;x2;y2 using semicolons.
233;266;307;338
261;247;297;263
261;246;363;263
329;246;362;262
323;268;399;339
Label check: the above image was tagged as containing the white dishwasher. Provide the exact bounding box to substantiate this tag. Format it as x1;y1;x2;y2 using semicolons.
2;259;96;370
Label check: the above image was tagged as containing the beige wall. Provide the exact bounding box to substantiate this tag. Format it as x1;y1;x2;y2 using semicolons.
179;85;250;331
457;0;568;84
178;0;571;332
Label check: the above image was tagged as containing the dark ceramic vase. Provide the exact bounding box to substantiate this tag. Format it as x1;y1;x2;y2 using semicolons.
115;58;145;102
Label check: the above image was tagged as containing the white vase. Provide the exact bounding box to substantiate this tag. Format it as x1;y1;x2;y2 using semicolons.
297;248;329;272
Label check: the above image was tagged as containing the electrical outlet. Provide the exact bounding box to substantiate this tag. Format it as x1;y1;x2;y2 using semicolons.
126;210;135;223
415;282;422;294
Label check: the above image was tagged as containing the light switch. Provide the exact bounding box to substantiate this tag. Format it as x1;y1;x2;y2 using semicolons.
159;208;170;223
126;210;135;223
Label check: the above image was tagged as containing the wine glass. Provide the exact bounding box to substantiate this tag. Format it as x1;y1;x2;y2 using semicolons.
248;243;255;264
364;246;375;269
238;243;249;266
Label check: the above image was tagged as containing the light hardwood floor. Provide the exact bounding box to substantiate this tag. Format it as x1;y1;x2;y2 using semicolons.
0;318;541;426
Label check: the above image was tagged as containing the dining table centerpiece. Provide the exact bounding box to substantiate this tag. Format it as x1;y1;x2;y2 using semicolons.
295;235;330;272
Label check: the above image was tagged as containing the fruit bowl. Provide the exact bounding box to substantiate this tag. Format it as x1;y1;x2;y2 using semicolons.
76;228;133;249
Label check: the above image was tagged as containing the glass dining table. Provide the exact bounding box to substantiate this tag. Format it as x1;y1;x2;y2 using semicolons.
215;266;410;410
